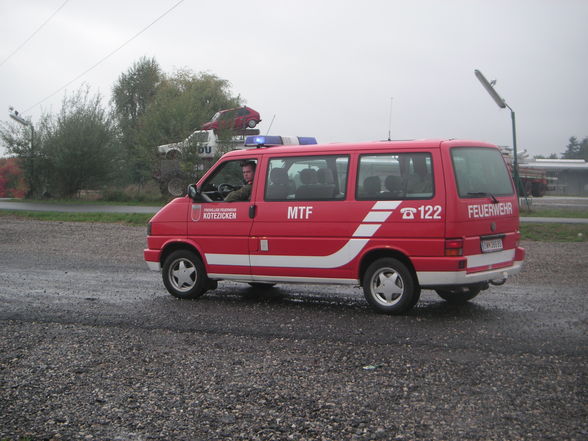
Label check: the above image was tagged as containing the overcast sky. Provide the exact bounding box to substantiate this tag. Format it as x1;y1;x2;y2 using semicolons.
1;0;587;158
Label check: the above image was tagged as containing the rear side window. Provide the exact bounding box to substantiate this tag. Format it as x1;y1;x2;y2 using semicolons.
451;147;514;197
265;155;349;201
357;153;434;200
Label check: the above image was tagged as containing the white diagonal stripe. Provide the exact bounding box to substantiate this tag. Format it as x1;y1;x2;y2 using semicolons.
373;201;402;210
363;211;392;223
352;224;381;237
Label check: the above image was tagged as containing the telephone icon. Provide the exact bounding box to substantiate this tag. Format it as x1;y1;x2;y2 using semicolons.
400;207;417;220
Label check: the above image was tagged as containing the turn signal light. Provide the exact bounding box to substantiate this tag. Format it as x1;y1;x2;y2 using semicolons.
445;238;463;256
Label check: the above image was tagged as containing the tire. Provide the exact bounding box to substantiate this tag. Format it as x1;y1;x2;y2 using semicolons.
167;177;187;197
162;250;208;299
247;119;257;128
362;258;418;314
435;285;482;304
531;182;546;197
160;170;190;197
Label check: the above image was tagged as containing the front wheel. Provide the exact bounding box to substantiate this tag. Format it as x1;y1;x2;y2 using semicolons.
247;119;257;128
362;258;418;314
435;285;482;304
162;250;208;299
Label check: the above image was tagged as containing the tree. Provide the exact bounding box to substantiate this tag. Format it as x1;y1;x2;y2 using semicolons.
111;59;241;186
138;69;240;146
122;67;241;185
562;136;588;161
112;57;162;185
41;87;116;197
1;88;115;198
112;57;162;142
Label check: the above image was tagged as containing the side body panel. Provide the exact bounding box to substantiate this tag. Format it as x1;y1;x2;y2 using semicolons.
234;148;447;283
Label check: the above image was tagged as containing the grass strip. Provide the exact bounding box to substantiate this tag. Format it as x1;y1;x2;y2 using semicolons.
521;208;588;218
520;223;587;242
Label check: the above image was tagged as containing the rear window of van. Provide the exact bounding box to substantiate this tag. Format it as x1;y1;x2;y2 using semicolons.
451;147;514;197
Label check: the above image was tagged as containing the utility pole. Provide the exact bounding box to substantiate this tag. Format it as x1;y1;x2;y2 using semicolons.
8;106;35;196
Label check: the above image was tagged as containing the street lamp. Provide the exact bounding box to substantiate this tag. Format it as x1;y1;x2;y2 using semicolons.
8;106;35;195
474;70;522;195
8;106;30;126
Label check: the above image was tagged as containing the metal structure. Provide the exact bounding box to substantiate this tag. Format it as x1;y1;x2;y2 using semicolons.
474;70;523;196
8;106;35;195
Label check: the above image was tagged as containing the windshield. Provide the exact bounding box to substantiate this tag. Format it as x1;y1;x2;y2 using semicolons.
451;147;514;198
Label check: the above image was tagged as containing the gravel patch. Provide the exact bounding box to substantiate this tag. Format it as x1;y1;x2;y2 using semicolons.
0;217;586;441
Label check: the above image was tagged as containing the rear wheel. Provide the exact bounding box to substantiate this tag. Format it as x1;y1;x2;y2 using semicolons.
247;119;257;128
162;250;208;299
362;258;418;314
435;285;482;304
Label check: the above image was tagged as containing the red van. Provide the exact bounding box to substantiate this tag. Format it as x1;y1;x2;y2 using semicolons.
144;139;525;314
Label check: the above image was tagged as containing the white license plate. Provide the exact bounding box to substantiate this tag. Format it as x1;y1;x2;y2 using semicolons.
481;238;503;253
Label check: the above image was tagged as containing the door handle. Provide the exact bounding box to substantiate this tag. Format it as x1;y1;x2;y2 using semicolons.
249;204;256;219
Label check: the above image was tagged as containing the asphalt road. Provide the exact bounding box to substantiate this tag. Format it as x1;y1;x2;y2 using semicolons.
0;218;586;440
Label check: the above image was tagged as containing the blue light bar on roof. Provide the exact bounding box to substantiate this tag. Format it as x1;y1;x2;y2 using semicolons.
244;135;283;147
244;135;318;147
297;137;317;145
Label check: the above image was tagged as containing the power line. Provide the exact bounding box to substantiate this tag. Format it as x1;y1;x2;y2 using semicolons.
24;0;186;113
0;0;71;69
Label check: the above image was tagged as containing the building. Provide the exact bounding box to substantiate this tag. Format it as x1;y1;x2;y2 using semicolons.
524;159;588;196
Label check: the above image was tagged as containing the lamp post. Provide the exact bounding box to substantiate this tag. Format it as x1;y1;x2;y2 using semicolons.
8;106;35;196
474;70;522;195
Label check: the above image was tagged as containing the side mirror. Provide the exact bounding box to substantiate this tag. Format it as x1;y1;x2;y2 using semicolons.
187;184;199;200
187;184;212;202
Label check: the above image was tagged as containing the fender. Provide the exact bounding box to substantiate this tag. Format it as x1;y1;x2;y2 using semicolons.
159;237;207;264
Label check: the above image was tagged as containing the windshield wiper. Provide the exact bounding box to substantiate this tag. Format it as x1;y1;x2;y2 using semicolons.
467;192;499;203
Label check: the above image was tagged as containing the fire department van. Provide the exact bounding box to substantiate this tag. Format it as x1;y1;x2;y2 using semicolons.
144;138;525;314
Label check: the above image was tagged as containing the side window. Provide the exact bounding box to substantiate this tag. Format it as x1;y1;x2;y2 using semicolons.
265;155;349;201
357;153;434;200
201;159;257;201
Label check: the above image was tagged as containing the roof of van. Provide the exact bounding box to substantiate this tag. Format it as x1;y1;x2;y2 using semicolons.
224;138;497;158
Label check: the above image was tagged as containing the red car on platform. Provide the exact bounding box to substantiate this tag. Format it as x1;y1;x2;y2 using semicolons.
201;106;261;131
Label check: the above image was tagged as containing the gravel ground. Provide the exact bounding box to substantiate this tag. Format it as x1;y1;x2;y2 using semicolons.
0;218;586;441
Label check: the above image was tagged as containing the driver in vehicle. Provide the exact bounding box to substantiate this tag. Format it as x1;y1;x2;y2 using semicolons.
224;161;256;202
